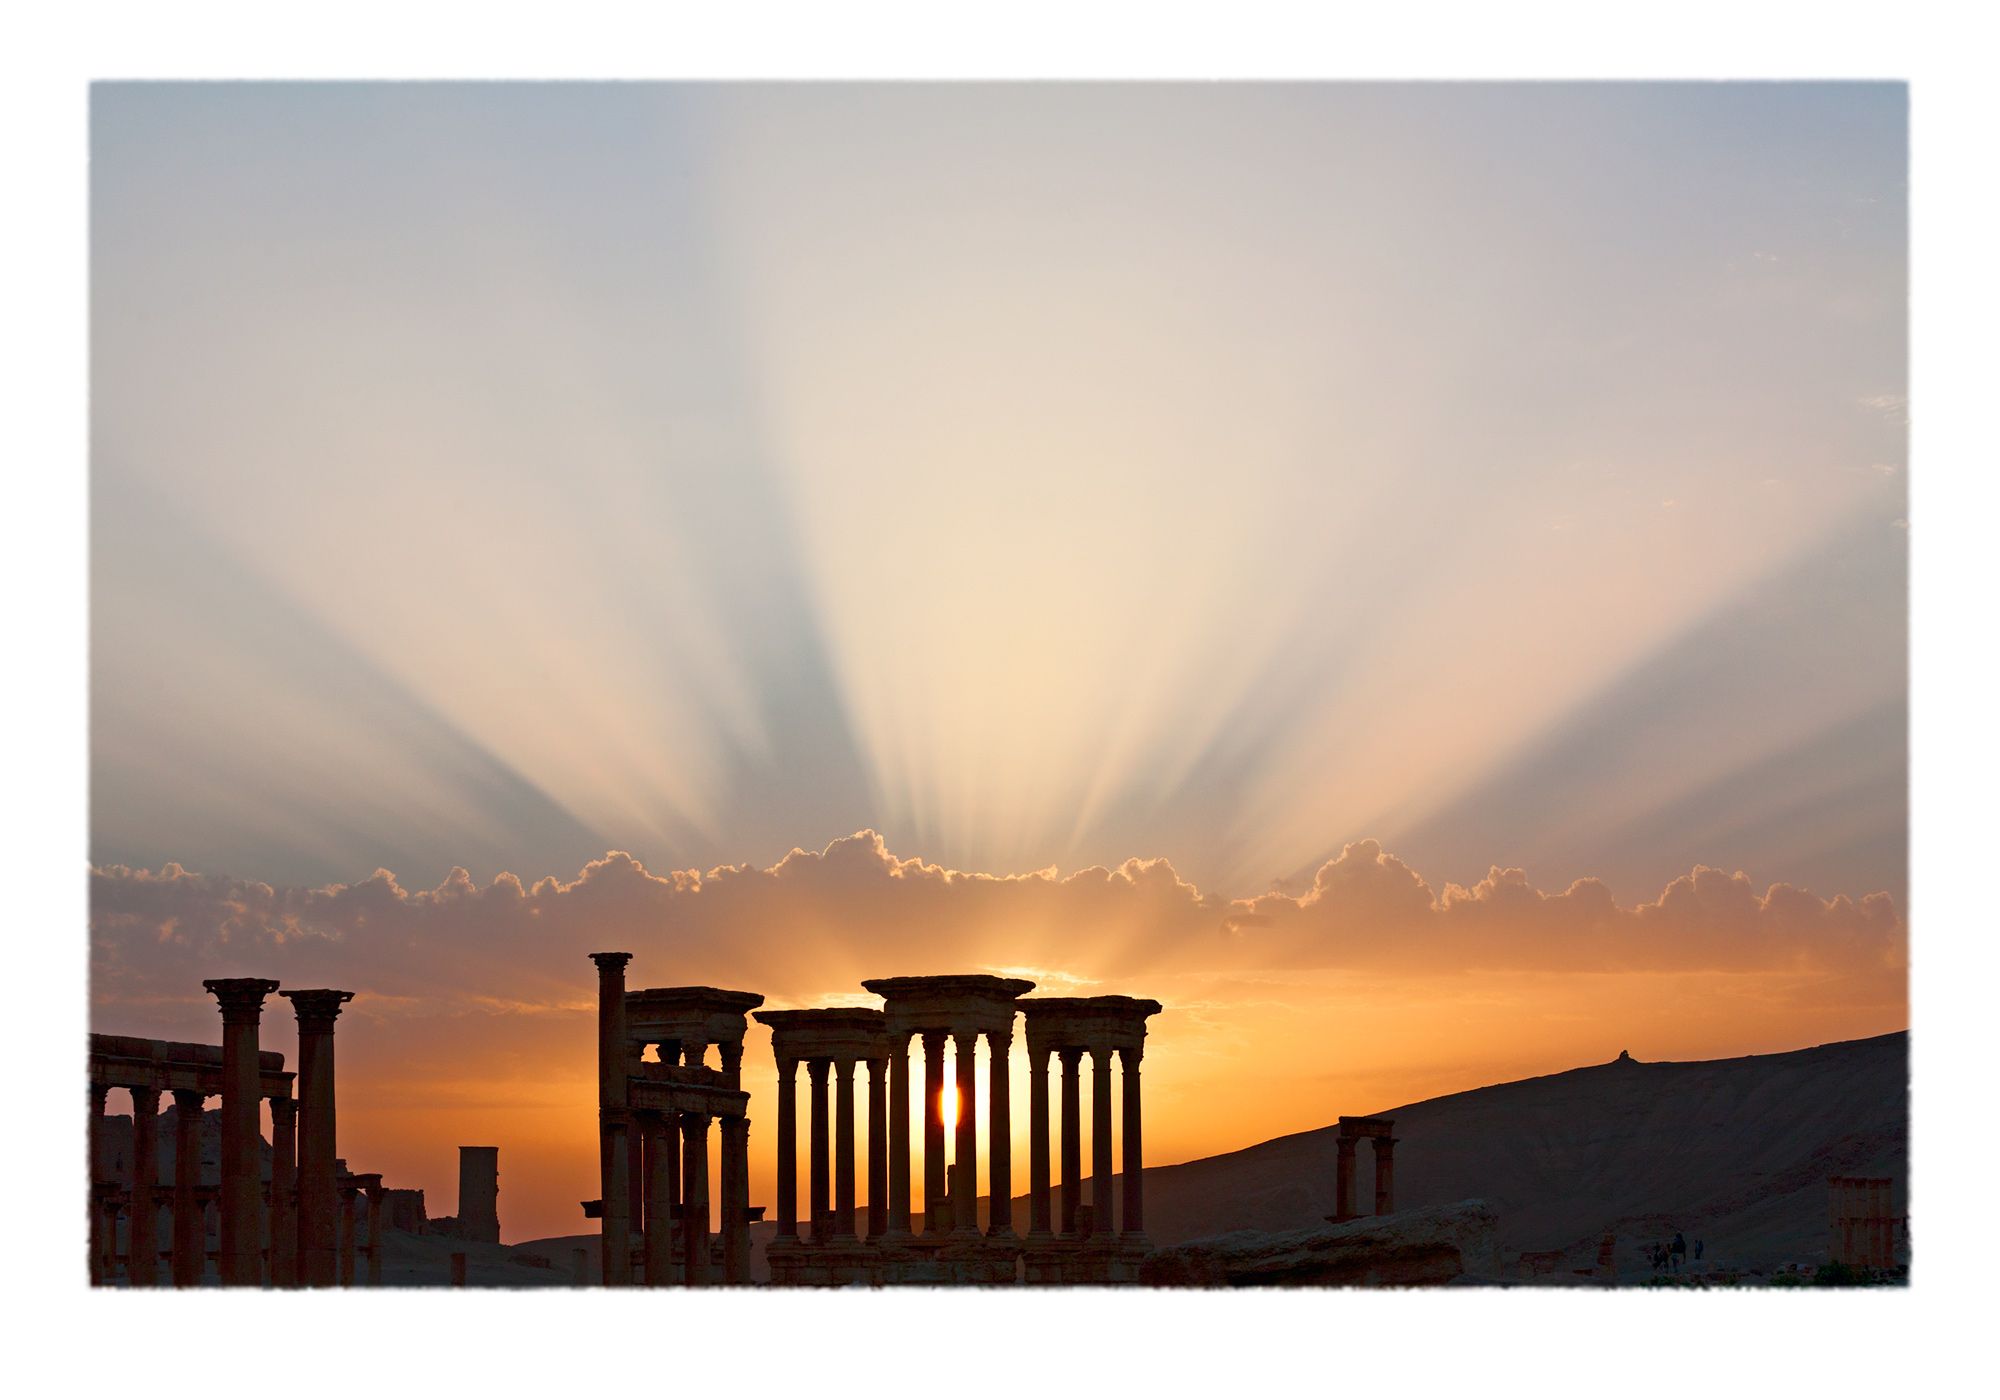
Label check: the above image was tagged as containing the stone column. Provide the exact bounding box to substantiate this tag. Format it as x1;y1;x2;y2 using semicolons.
720;1116;749;1284
988;1025;1013;1236
681;1113;712;1286
921;1031;946;1232
835;1057;858;1239
887;1040;913;1238
88;1083;109;1280
589;953;633;1287
205;977;279;1286
953;1028;979;1234
128;1084;162;1286
1334;1135;1358;1220
1373;1137;1396;1216
268;1096;297;1287
775;1058;799;1242
643;1113;673;1286
807;1058;832;1242
282;988;353;1288
171;1089;204;1287
337;1177;359;1286
1120;1045;1145;1237
1058;1048;1082;1235
866;1056;889;1237
363;1178;385;1285
1091;1045;1114;1237
1028;1045;1052;1238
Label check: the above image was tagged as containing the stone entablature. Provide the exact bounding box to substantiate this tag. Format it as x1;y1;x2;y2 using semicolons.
626;986;764;1085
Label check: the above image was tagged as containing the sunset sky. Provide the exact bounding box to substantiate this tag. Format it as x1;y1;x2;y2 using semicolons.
89;82;1907;1242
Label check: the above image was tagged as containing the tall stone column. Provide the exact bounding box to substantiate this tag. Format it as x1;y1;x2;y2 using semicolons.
268;1096;298;1287
1028;1045;1052;1238
720;1116;749;1284
128;1084;161;1286
835;1057;858;1238
362;1178;385;1285
205;977;279;1286
681;1113;712;1286
1373;1137;1396;1216
866;1056;889;1238
589;953;632;1286
88;1083;109;1278
1058;1048;1082;1235
1091;1045;1114;1236
283;988;354;1288
1120;1046;1145;1237
337;1177;359;1286
171;1088;205;1287
987;1026;1013;1236
643;1113;673;1286
887;1038;913;1238
953;1028;979;1234
807;1058;831;1243
775;1058;799;1242
1334;1136;1358;1220
921;1031;947;1232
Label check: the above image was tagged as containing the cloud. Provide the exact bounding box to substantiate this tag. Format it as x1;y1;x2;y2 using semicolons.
90;830;1906;1016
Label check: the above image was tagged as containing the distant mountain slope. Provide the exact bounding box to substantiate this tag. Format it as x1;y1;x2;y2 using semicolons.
1121;1032;1907;1273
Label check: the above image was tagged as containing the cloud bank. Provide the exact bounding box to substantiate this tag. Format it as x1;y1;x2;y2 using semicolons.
91;831;1906;1014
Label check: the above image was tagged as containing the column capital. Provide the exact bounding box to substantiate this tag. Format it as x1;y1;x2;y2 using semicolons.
281;988;354;1029
920;1028;948;1051
90;1081;109;1111
269;1096;298;1122
172;1086;206;1110
1120;1042;1144;1068
589;951;634;973
1057;1044;1084;1067
806;1057;830;1082
204;977;281;1022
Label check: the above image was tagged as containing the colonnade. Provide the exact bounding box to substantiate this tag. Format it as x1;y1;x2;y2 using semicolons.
590;955;762;1287
89;979;394;1286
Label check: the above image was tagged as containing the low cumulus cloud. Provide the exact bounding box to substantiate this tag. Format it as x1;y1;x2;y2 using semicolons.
90;831;1906;1018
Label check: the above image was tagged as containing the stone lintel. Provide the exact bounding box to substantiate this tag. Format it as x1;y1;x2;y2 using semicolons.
754;1006;890;1063
862;975;1035;1038
1337;1115;1396;1139
1020;996;1161;1056
624;985;765;1052
626;1077;749;1120
350;1172;384;1191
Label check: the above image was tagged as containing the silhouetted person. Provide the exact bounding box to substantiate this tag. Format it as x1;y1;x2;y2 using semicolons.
1694;1239;1704;1262
1670;1232;1686;1272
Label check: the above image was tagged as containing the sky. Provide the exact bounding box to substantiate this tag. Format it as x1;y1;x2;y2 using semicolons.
89;82;1907;1242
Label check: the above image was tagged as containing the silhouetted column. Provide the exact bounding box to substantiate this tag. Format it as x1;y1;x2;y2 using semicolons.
268;1096;297;1287
589;953;633;1287
953;1028;979;1234
337;1177;359;1286
643;1114;673;1286
888;1037;913;1238
1028;1045;1052;1238
988;1026;1014;1236
205;977;279;1286
88;1083;109;1280
1121;1045;1145;1236
1373;1137;1396;1216
835;1057;858;1238
775;1058;799;1241
128;1084;161;1286
1059;1048;1082;1235
171;1089;204;1287
808;1058;832;1242
283;988;353;1288
921;1031;947;1232
1091;1045;1114;1236
721;1116;749;1283
866;1057;888;1237
681;1113;711;1286
363;1178;384;1285
1334;1136;1358;1220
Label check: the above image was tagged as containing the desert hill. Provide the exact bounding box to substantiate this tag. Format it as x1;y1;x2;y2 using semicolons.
1106;1031;1907;1277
